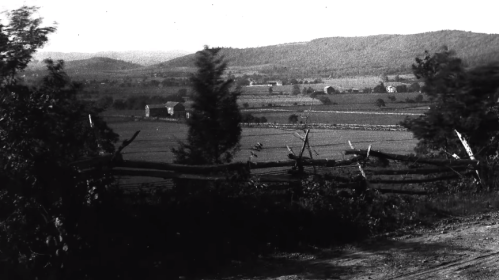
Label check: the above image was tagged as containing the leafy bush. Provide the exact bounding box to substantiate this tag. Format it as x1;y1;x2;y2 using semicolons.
408;82;421;92
415;94;424;103
318;96;332;105
288;114;299;124
96;96;114;109
241;113;267;123
375;98;386;107
396;84;407;93
372;82;387;93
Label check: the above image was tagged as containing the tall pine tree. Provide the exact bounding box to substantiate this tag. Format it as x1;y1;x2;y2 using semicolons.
172;46;242;164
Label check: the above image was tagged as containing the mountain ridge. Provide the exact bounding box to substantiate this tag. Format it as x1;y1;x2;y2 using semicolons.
154;30;499;76
32;50;190;67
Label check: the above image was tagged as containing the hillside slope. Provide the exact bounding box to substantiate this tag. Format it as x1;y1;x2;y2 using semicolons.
32;50;190;66
63;57;142;71
157;30;499;76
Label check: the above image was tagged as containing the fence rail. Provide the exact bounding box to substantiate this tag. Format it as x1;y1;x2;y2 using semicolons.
71;129;480;195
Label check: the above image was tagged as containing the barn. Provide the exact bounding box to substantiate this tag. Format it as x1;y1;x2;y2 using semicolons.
267;80;283;86
145;104;169;118
165;101;186;118
324;86;335;94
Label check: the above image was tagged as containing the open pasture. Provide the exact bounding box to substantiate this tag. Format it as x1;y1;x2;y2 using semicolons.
239;94;321;107
249;111;417;125
240;91;428;109
109;121;417;164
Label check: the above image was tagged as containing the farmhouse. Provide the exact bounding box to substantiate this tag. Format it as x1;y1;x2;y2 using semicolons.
166;101;186;118
267;80;283;86
324;86;335;94
145;104;169;118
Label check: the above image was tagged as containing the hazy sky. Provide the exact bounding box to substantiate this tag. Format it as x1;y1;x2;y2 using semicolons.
1;0;498;53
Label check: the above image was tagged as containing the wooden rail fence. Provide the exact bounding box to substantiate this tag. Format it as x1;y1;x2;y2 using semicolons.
71;129;480;195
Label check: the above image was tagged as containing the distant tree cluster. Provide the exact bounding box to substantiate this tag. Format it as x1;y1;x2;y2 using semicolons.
241;113;268;123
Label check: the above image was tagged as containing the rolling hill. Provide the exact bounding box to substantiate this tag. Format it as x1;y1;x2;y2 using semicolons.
63;57;142;71
25;57;143;79
154;30;499;76
31;50;190;66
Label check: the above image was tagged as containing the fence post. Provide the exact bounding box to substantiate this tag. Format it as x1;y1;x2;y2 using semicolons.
455;129;483;189
348;141;370;194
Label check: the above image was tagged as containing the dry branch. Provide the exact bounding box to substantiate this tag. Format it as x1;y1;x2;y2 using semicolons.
115;130;141;155
114;157;364;174
70;154;114;169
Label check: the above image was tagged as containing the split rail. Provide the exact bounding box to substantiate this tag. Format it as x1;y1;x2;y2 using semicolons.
71;128;481;195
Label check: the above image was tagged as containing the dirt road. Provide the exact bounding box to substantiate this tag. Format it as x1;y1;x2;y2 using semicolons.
210;211;499;280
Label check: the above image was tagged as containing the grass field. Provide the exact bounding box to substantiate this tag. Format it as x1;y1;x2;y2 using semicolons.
240;91;427;109
249;111;417;125
109;121;417;164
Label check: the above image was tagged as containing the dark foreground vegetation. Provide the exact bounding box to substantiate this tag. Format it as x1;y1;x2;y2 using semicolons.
3;6;499;280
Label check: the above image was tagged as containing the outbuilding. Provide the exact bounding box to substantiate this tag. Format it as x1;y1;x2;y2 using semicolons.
324;86;335;94
145;104;169;118
165;101;186;118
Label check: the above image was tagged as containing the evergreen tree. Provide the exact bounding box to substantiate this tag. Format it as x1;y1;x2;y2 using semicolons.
172;46;242;164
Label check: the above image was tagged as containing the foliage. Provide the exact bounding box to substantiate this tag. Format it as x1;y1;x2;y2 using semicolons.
241;113;267;123
415;94;424;103
0;6;55;84
408;82;421;92
318;96;332;105
310;91;324;99
288;114;299;124
372;82;387;93
396;84;407;93
401;46;499;159
19;177;411;279
0;6;119;279
96;95;114;109
380;73;389;82
375;98;386;108
291;84;301;95
172;46;242;164
387;95;396;102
